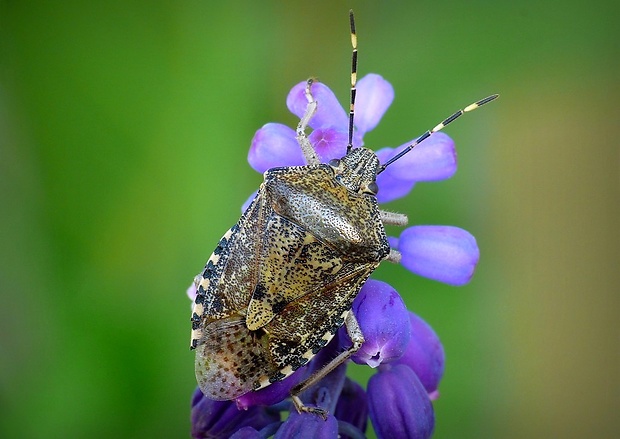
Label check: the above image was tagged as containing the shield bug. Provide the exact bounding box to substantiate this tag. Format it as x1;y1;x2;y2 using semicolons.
190;10;497;418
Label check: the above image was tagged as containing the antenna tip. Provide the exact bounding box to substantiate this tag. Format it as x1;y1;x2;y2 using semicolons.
478;94;499;105
464;94;499;112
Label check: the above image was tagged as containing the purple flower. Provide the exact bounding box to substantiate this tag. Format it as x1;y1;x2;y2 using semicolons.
274;411;339;439
334;378;369;437
186;282;197;302
190;387;279;439
395;225;480;286
375;132;456;203
269;354;341;439
287;81;349;132
394;312;446;400
381;133;456;181
368;364;435;439
252;74;395;168
252;74;457;204
190;74;482;437
229;426;263;439
248;123;304;172
344;279;411;368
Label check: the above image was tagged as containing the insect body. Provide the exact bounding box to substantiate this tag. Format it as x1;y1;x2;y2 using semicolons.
190;11;497;418
191;146;389;407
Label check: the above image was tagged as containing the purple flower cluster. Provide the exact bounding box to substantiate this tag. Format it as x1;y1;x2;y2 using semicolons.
189;74;480;438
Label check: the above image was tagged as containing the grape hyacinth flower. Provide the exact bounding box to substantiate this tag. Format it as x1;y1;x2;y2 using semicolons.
189;74;480;438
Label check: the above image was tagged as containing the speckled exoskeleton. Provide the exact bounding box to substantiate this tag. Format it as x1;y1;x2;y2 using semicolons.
189;11;497;418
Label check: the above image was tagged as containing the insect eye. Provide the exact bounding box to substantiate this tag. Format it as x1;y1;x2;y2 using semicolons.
367;181;379;195
329;159;341;168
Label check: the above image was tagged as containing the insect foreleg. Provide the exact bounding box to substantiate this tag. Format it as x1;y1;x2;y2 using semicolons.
296;79;321;165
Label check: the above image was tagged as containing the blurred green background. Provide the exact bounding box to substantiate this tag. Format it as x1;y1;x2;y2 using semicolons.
1;1;618;438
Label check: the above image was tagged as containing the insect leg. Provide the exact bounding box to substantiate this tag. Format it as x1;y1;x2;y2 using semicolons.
296;78;321;165
290;311;364;419
379;211;406;263
380;210;408;226
387;248;402;264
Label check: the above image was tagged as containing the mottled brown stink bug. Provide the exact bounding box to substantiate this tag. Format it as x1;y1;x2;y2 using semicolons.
190;11;497;418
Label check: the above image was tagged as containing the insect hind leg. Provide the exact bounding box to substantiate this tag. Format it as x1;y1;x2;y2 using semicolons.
290;311;365;419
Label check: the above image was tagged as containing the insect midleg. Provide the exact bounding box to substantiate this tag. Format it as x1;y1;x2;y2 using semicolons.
386;248;402;264
290;310;365;419
380;210;408;226
379;210;407;263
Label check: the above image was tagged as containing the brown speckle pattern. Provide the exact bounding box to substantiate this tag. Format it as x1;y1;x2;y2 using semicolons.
191;148;391;400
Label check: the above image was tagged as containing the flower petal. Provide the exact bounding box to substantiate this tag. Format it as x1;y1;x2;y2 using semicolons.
398;226;480;286
394;312;445;400
308;127;349;162
382;132;456;182
334;377;369;434
368;364;435;439
374;147;416;203
187;282;197;302
248;123;305;173
274;411;339;439
191;388;279;439
287;81;347;130
376;170;417;204
387;237;399;251
355;74;394;135
230;427;263;439
346;279;411;368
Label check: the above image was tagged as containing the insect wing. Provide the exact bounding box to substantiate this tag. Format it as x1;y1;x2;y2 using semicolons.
193;190;276;399
256;261;378;389
195;314;279;400
245;212;344;330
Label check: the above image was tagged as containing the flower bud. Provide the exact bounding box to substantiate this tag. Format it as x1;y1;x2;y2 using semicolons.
398;225;480;286
395;312;445;399
346;279;411;368
274;410;338;439
191;388;278;439
368;364;434;439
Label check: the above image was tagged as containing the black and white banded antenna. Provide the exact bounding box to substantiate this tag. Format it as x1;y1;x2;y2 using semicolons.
346;10;358;154
346;11;498;172
377;94;498;174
